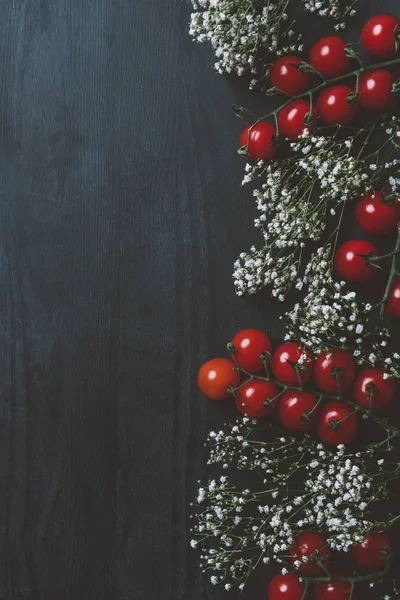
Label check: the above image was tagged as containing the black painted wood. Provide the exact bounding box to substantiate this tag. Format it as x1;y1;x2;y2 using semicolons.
0;1;399;598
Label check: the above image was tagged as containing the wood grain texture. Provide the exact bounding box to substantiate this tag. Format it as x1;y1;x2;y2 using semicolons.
0;0;398;598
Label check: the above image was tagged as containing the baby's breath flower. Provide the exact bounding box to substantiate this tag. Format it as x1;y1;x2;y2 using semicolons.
234;130;373;298
191;418;393;590
189;0;301;89
303;0;359;26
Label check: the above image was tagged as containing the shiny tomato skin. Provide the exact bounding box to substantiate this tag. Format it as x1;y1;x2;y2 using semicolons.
358;69;394;111
235;379;278;418
353;367;396;412
317;402;359;446
309;36;351;78
271;342;314;386
197;358;240;401
386;277;400;318
270;55;310;96
314;349;355;393
277;390;321;431
268;573;306;600
290;532;332;576
334;239;377;283
362;14;399;58
316;85;358;126
278;100;317;140
356;191;400;235
232;328;272;373
351;532;392;569
315;572;351;600
240;122;277;161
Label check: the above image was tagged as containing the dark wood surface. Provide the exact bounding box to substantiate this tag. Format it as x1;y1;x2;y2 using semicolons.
0;1;399;598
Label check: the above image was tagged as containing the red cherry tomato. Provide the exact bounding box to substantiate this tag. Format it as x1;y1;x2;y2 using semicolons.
290;532;332;576
356;191;400;235
334;239;377;282
268;572;306;600
351;532;392;569
271;342;314;386
362;14;399;58
235;379;278;418
270;56;310;96
231;328;272;373
309;36;351;78
315;572;351;600
197;358;240;401
317;402;359;446
240;122;278;161
316;85;358;126
278;100;317;140
353;367;396;412
277;390;321;431
386;276;400;318
358;69;394;111
314;349;355;394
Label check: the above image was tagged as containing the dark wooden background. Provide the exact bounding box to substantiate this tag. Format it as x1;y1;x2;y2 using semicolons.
0;1;399;598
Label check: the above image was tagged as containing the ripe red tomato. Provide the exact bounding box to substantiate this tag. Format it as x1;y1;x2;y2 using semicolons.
290;532;332;575
240;122;277;161
197;358;240;401
334;239;377;282
314;349;355;393
356;191;400;235
235;379;278;418
353;367;396;412
231;328;272;373
278;100;317;140
268;572;306;600
309;36;351;78
271;342;314;386
362;14;399;58
270;55;310;96
317;402;359;446
316;85;358;126
358;69;394;112
315;572;351;600
277;390;321;431
386;277;400;318
351;532;392;569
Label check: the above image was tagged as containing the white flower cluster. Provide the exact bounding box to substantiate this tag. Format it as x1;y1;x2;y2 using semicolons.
233;132;371;298
189;0;302;89
303;448;375;552
191;419;390;590
303;0;358;29
285;245;400;379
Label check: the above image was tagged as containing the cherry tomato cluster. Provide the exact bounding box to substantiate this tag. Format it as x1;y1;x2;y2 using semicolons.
197;328;398;446
240;14;399;160
198;331;394;593
332;189;400;316
269;531;391;600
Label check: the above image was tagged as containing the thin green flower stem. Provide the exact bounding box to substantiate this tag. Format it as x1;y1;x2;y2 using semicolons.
386;513;400;528
356;116;380;160
378;226;400;319
329;202;347;266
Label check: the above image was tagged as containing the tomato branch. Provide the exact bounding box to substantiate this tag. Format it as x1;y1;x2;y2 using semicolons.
227;343;400;440
240;55;400;148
